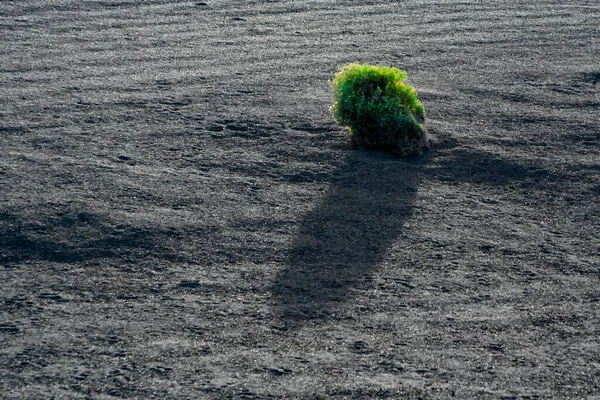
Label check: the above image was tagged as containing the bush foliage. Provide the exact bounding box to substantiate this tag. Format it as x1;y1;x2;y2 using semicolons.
331;63;429;157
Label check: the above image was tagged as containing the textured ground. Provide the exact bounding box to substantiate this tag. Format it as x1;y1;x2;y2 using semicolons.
1;0;599;399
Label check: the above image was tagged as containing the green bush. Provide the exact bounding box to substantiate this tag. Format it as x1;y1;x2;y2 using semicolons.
330;63;429;157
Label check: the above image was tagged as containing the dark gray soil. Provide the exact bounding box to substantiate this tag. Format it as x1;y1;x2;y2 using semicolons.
1;1;599;399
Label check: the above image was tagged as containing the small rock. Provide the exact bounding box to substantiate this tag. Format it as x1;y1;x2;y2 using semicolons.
267;367;292;376
0;323;19;333
350;340;371;353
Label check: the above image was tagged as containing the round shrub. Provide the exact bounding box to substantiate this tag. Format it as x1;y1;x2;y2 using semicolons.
330;63;429;157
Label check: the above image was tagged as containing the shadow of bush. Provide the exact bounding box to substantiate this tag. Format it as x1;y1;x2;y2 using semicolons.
271;150;429;325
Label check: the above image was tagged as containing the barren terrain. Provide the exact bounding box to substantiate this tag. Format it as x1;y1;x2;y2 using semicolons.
1;1;599;398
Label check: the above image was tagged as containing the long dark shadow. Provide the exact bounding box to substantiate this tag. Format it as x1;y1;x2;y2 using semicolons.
271;149;429;326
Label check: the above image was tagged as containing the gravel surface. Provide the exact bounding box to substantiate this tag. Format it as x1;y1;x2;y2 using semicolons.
1;1;599;398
